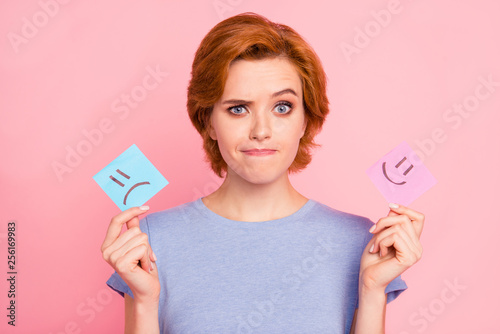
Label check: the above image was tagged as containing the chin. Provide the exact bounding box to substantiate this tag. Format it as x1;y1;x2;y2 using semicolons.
245;175;277;185
229;165;287;185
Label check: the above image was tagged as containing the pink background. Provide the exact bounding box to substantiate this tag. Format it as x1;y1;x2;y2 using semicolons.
1;0;499;333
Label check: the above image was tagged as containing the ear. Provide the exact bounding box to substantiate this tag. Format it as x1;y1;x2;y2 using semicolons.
301;117;308;138
208;120;217;141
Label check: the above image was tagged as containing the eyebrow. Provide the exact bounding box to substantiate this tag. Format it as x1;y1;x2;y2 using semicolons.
221;88;298;105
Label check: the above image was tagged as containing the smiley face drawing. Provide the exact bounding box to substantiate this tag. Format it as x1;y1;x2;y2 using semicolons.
93;144;169;211
382;156;414;185
366;141;437;206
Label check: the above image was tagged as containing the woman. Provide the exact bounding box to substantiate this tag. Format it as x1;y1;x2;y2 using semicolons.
101;12;424;334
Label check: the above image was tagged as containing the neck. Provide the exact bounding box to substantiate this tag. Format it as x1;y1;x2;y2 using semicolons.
201;169;308;222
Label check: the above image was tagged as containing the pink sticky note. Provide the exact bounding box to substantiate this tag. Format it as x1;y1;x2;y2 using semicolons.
366;141;437;206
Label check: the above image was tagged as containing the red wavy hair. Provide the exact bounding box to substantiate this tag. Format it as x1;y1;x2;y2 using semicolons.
187;12;329;178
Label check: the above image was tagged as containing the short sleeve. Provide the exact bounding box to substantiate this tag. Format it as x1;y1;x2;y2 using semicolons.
385;275;407;303
104;216;150;299
106;271;133;298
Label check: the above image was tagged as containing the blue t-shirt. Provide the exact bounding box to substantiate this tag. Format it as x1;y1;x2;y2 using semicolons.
106;197;407;333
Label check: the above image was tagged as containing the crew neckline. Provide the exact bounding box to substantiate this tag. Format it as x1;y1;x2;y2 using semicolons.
193;197;316;227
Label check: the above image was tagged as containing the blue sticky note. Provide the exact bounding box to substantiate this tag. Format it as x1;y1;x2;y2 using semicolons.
93;144;169;211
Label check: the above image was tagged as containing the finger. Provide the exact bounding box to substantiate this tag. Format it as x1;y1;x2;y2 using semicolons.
371;217;420;253
148;244;157;263
378;233;403;258
370;215;411;234
114;243;150;276
378;233;421;266
388;203;425;237
387;208;399;217
102;226;143;262
399;215;421;251
107;232;150;267
370;222;420;256
139;244;152;274
101;206;149;252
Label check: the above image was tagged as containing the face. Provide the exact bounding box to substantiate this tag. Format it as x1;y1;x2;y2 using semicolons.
209;57;307;184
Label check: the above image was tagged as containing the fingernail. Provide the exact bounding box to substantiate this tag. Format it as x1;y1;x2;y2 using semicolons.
152;251;157;262
389;203;399;209
369;244;374;253
369;224;376;233
139;206;150;211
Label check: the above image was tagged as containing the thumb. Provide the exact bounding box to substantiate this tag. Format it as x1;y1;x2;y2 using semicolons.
387;210;398;217
126;216;140;230
126;205;149;229
387;203;400;217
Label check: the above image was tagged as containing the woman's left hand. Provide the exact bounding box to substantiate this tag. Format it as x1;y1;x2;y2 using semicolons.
359;203;424;291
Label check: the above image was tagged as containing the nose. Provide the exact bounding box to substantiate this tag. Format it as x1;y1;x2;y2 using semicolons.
249;111;272;140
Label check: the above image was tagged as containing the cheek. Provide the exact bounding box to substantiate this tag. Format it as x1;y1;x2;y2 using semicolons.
215;123;242;153
210;112;233;141
274;116;305;141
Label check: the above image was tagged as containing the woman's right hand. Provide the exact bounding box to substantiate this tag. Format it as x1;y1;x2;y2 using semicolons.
101;206;160;304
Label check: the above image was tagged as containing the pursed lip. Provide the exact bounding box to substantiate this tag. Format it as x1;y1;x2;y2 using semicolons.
242;148;276;155
242;149;277;153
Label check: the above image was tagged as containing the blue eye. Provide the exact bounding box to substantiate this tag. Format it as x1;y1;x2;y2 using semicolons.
227;102;293;115
228;105;247;115
275;102;292;114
